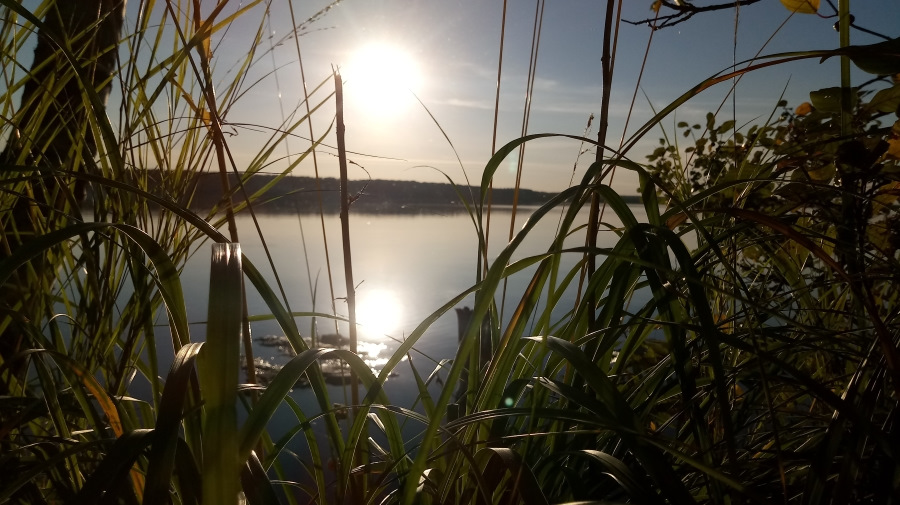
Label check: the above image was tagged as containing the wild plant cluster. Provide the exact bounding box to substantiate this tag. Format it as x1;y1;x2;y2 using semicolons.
1;0;899;504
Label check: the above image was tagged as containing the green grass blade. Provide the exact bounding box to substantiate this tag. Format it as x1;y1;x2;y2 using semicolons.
198;243;243;505
74;429;155;504
0;221;191;349
238;348;333;461
144;342;203;505
530;336;697;504
241;451;281;505
475;447;550;505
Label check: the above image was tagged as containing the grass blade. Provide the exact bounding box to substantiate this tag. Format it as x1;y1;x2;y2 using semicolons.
199;243;243;505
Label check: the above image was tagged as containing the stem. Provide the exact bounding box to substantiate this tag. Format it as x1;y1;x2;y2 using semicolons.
484;0;510;281
334;68;362;501
288;0;340;344
501;0;544;329
584;0;618;333
838;0;851;136
333;71;359;411
189;4;255;388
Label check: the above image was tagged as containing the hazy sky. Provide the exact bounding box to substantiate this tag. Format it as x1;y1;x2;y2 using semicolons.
162;0;898;195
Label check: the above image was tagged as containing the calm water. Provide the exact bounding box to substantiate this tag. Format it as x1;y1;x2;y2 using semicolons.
181;205;648;364
172;203;650;461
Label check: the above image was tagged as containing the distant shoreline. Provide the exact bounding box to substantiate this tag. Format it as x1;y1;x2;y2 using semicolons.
84;171;642;214
175;172;643;213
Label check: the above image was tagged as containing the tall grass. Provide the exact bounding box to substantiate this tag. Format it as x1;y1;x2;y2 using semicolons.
2;0;899;504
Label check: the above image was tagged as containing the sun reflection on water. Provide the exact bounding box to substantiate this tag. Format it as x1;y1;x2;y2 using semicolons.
355;289;402;340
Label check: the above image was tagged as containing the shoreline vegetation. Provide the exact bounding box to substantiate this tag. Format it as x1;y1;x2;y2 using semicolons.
134;171;641;213
2;0;900;503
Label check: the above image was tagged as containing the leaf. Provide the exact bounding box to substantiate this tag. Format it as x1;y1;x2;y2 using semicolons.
846;37;900;76
475;448;550;505
144;343;205;505
75;430;156;503
666;212;688;230
0;222;191;349
807;163;836;182
795;102;813;116
809;87;857;113
716;120;736;134
566;450;667;505
241;451;281;505
779;0;819;14
199;244;243;505
870;84;900;114
868;220;894;251
887;136;900;160
872;181;900;214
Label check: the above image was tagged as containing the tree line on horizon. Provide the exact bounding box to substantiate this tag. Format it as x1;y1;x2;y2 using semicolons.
134;171;635;213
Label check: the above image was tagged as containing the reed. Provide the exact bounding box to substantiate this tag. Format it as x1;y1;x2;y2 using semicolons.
1;0;898;503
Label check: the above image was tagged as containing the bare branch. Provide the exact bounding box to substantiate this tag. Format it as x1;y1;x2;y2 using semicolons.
625;0;764;29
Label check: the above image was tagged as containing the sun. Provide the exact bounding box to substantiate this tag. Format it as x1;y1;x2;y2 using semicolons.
355;289;402;339
344;43;422;118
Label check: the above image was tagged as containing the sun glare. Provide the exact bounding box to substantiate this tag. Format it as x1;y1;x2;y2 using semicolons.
344;43;421;118
356;289;402;339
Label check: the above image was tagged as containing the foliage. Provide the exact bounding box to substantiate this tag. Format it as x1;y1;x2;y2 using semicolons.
0;0;341;503
1;0;899;504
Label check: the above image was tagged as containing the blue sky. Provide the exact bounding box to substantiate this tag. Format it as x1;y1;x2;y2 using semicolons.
169;0;898;194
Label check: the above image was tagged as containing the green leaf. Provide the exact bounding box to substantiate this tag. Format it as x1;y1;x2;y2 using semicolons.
241;451;281;505
565;450;666;505
239;348;334;460
475;448;550;505
846;37;900;75
144;343;204;504
0;222;191;349
199;243;243;505
75;430;156;503
809;87;857;113
716;120;736;134
530;336;698;504
870;84;900;114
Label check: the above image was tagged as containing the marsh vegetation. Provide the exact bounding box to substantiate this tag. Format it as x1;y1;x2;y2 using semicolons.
1;0;899;503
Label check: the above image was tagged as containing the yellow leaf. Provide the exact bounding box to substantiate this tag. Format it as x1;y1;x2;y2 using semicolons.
666;212;687;230
888;121;900;159
69;364;123;437
651;0;662;13
201;36;212;61
779;0;819;14
68;360;144;495
794;102;813;116
887;137;900;160
192;0;214;61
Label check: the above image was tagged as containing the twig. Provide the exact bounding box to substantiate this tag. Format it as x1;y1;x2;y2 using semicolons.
625;0;763;29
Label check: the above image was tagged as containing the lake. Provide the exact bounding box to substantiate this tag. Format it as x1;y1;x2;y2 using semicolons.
173;203;652;465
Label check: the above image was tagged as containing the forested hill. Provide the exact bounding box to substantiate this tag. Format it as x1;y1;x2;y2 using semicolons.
181;172;640;213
